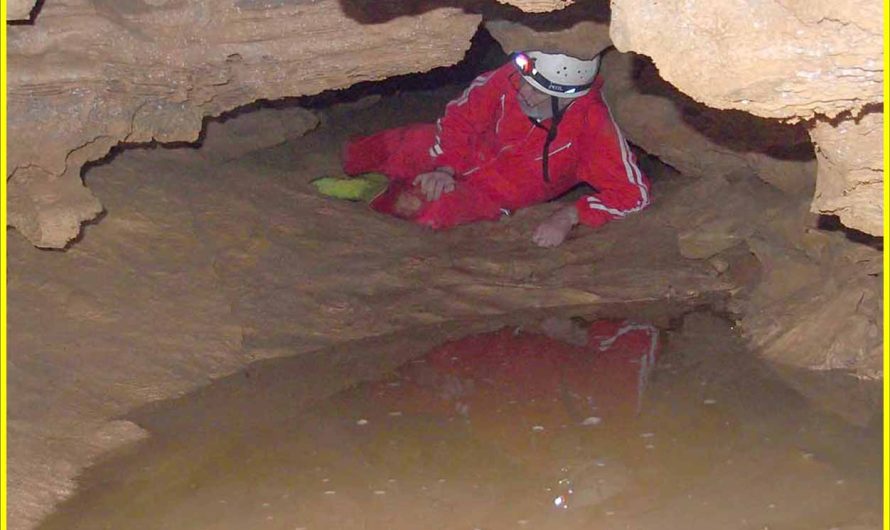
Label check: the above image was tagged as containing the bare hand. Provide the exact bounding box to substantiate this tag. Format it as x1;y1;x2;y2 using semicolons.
540;316;589;346
532;206;579;248
413;169;456;201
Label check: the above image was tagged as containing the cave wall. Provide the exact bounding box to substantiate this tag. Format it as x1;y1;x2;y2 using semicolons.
609;0;884;235
8;0;35;19
609;0;882;120
6;0;883;245
810;112;884;236
6;0;482;247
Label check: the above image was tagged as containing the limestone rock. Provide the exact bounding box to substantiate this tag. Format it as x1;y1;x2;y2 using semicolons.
599;52;815;193
678;218;750;260
200;107;320;162
497;0;574;12
7;0;481;247
745;273;882;376
7;167;103;249
735;222;882;378
658;173;882;379
809;111;883;236
7;0;35;20
484;18;612;59
610;0;883;120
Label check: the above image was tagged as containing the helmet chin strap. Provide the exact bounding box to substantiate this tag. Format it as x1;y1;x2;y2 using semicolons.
540;96;565;183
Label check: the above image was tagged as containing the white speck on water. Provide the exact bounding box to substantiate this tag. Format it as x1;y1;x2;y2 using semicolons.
645;443;656;450
262;502;271;508
554;495;565;507
388;478;397;483
373;490;386;495
266;515;274;521
518;520;529;525
388;411;403;416
532;425;545;432
768;503;776;509
323;490;336;495
356;419;369;425
321;478;330;483
581;416;602;426
641;432;655;437
703;398;717;405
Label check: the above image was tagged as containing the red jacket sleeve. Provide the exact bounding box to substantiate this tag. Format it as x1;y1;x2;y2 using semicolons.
573;97;652;228
429;66;508;177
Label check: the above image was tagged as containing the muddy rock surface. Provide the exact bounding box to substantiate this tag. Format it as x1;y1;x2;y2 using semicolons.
35;312;884;530
8;86;724;530
8;75;882;530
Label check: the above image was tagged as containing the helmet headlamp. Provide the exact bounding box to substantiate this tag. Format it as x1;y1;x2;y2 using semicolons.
511;51;600;99
513;52;535;76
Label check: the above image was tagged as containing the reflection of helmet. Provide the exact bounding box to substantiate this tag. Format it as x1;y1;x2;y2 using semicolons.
512;51;600;99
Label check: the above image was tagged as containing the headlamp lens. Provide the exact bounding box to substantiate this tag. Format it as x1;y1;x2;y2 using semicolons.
513;53;534;75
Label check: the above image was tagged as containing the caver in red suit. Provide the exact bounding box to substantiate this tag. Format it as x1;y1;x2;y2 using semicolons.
342;51;651;231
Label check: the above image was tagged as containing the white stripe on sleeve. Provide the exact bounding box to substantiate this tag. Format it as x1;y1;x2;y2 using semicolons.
431;72;496;159
586;90;650;216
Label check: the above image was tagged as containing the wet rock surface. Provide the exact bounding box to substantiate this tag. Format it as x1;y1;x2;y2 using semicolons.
8;71;882;529
7;87;725;530
35;312;883;530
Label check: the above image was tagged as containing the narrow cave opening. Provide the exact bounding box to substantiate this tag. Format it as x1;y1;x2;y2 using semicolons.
8;7;883;530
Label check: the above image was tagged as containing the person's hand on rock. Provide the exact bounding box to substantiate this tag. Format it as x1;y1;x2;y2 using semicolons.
532;206;579;247
413;168;456;201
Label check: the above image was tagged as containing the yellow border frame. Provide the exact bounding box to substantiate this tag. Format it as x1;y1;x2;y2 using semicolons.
2;0;9;527
883;1;889;527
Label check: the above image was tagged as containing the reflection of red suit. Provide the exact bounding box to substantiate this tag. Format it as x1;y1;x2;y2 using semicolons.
369;319;659;467
343;62;651;229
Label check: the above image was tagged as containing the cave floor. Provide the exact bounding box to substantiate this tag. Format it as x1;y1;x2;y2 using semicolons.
7;87;881;529
37;310;883;530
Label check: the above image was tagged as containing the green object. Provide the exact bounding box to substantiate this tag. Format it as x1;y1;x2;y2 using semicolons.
311;173;389;202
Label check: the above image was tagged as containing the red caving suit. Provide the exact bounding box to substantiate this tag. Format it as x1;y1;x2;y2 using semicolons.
343;62;652;229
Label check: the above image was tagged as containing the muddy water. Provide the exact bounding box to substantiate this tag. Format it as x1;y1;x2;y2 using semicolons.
39;310;882;530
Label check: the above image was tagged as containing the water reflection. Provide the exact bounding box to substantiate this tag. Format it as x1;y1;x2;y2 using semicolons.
343;318;659;514
38;313;882;530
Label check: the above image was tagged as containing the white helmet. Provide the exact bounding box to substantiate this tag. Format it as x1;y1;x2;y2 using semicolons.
512;51;600;99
